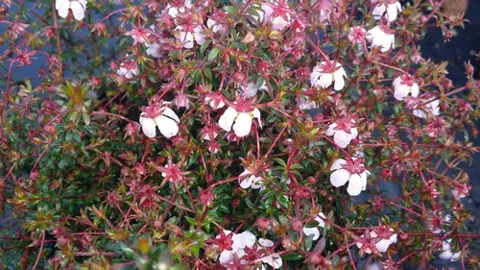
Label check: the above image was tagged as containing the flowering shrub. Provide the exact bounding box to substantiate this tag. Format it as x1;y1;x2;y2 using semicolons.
1;0;479;269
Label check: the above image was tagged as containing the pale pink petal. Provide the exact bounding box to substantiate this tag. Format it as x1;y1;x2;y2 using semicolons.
70;1;85;21
140;116;156;138
330;168;350;187
232;112;252;137
330;158;347;170
154;115;179;138
218;107;238;132
346;174;363;196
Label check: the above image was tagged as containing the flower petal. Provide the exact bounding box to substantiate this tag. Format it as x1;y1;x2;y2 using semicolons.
258;238;274;248
239;170;253;189
333;68;346;91
386;3;399;22
162;107;180;123
330;168;350;188
317;73;334;88
140;117;156;138
155;115;179;138
70;1;85;21
57;1;70;18
218;107;238;132
233;112;253;137
347;174;363;196
333;130;351;148
372;4;386;20
252;108;262;128
325;123;337;136
330;158;347;170
302;227;320;241
218;250;234;265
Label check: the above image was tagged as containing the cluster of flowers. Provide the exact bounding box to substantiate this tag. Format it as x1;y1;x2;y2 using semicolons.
47;0;469;267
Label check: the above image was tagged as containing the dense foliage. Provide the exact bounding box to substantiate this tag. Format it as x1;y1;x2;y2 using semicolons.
0;0;479;269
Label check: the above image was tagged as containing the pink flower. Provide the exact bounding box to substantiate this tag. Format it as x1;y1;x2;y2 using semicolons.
348;26;366;44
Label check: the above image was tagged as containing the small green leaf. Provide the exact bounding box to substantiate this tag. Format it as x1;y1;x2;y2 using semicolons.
223;5;238;15
207;48;221;61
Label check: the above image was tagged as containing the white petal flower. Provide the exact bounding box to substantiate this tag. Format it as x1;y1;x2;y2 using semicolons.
216;230;256;266
302;226;320;241
258;238;283;269
167;0;191;18
330;169;350;187
193;26;206;45
373;1;402;22
154;115;179;139
330;158;369;196
330;158;347;170
218;105;261;137
233;113;253;138
366;26;395;52
346;173;363;196
326;119;357;148
310;62;347;91
139;116;157;138
375;233;397;252
302;212;326;241
207;18;227;34
439;240;461;261
139;107;180;139
56;0;87;21
252;108;262;129
356;229;397;253
146;43;162;58
218;107;238;132
413;99;440;118
393;76;419;101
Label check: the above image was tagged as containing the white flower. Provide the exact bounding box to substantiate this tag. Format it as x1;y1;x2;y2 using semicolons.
366;26;395;52
167;0;192;18
176;25;205;49
239;169;264;189
297;97;318;110
139;107;180;139
438;239;461;262
117;61;139;79
392;75;419;101
205;94;225;110
256;3;292;31
218;106;262;138
207;18;227;34
302;212;326;241
325;118;358;148
310;61;347;91
413;98;440;118
56;0;87;21
330;158;369;196
257;238;283;269
356;228;397;253
146;43;163;58
372;1;402;22
240;80;267;99
217;230;256;266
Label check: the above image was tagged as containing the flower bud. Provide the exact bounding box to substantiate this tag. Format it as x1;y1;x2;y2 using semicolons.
255;217;271;231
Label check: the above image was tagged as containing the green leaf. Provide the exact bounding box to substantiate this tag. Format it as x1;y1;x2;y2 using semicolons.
283;252;303;261
223;5;238;15
207;48;221;62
